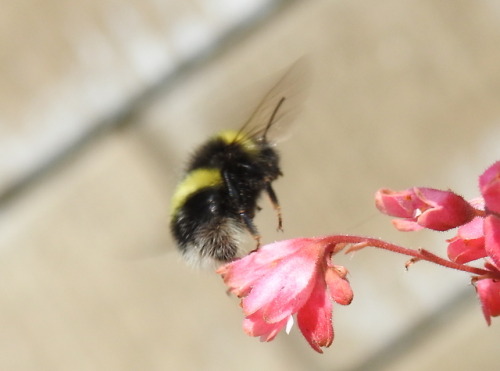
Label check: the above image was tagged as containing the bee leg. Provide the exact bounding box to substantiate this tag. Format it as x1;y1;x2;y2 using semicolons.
222;170;262;248
265;183;283;231
239;211;262;249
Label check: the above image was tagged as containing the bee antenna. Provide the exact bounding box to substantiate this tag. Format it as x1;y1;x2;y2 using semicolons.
263;96;286;140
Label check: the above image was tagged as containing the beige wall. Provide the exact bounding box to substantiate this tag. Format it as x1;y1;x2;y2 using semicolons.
1;1;499;370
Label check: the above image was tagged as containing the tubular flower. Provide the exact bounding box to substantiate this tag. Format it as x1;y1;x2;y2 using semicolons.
447;217;486;264
448;162;500;324
444;161;500;261
447;198;486;264
464;213;500;324
375;187;475;231
479;161;500;215
475;278;500;325
217;237;353;353
484;215;500;269
376;161;500;325
481;162;500;269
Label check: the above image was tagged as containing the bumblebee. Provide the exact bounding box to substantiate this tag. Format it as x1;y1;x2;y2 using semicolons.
170;61;306;267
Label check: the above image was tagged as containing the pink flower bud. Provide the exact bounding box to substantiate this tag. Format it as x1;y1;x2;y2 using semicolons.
376;187;475;231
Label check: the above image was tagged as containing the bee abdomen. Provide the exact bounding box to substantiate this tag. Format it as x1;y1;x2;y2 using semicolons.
185;218;245;266
171;187;245;266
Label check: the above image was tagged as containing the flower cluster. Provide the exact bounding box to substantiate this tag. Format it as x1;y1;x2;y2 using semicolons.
375;161;500;324
217;237;353;353
215;161;500;353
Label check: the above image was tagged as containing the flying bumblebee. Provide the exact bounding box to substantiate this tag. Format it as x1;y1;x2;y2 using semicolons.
170;61;307;267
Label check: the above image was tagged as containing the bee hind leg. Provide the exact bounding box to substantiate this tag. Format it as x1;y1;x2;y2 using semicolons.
239;210;262;249
222;169;262;249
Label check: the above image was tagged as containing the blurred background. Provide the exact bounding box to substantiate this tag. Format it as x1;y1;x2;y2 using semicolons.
1;0;499;370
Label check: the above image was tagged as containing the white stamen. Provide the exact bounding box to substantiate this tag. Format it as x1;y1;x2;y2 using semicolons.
285;315;294;334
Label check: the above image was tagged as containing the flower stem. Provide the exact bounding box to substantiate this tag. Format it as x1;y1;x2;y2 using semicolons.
322;235;494;277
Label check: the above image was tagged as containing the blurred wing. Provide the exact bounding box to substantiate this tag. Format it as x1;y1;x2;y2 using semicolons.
238;58;310;144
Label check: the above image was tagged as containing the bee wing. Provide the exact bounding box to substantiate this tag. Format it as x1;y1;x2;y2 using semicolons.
238;58;310;144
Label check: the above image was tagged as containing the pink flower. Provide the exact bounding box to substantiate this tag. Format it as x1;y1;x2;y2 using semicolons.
374;162;500;326
445;161;500;268
447;217;486;263
375;187;475;231
484;215;500;268
479;161;500;215
480;162;500;271
448;213;500;325
447;162;500;325
217;237;353;353
475;278;500;325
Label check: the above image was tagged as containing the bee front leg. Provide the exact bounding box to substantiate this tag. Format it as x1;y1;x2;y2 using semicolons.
265;183;283;231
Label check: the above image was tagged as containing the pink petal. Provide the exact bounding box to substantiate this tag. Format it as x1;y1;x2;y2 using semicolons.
468;197;485;210
297;276;333;353
455;216;485;239
375;189;417;218
415;188;475;231
325;267;353;305
246;238;311;265
392;219;424;232
243;310;288;342
447;237;486;264
475;278;500;326
447;217;486;263
217;238;311;296
484;215;500;268
479;161;500;214
243;242;321;322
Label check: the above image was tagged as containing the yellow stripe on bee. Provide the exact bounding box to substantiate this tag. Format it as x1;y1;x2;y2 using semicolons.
170;168;222;216
217;130;258;154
